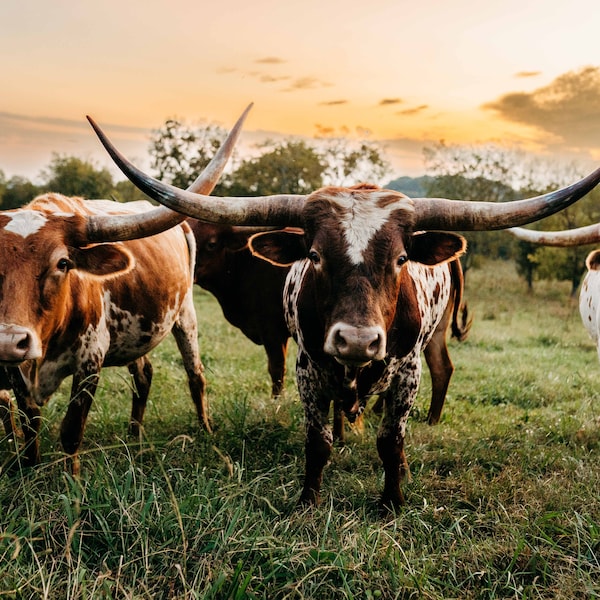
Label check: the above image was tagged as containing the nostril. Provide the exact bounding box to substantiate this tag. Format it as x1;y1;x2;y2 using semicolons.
367;334;382;355
334;328;347;349
16;335;30;351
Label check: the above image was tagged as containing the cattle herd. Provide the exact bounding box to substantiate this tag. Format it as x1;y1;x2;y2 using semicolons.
1;105;599;512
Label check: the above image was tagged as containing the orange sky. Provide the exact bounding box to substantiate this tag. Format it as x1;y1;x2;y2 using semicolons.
2;0;600;184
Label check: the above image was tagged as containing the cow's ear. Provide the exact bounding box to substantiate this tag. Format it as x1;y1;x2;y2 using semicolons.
586;250;600;271
72;243;133;277
249;230;307;267
409;231;466;265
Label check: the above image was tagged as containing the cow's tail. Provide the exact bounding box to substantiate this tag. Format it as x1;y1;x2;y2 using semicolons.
450;259;472;342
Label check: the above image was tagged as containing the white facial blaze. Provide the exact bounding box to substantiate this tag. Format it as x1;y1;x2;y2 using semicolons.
4;211;48;238
331;191;411;265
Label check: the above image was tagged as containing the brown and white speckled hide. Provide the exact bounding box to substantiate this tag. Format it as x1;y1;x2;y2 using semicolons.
250;184;466;510
0;193;209;472
579;250;600;362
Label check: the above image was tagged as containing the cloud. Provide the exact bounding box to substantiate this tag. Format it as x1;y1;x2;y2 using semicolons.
379;98;403;106
282;77;332;92
248;72;291;83
396;105;429;116
255;57;286;64
483;66;600;148
514;71;541;78
319;100;348;106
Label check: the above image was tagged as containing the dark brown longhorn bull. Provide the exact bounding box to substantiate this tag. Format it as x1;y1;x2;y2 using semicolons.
188;221;291;396
0;106;250;473
90;117;600;509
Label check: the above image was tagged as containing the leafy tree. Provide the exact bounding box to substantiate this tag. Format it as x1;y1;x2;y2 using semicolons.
1;175;41;209
227;139;324;195
0;169;5;206
148;118;232;193
40;154;114;199
314;125;391;186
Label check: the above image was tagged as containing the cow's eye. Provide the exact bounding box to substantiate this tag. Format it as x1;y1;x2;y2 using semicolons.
57;258;73;272
308;249;321;264
396;255;408;267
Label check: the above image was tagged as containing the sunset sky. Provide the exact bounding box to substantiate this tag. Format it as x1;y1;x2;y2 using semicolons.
2;0;600;185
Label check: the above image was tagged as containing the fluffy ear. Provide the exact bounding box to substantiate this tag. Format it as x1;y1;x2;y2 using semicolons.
249;229;307;266
409;231;466;265
72;243;133;277
586;250;600;271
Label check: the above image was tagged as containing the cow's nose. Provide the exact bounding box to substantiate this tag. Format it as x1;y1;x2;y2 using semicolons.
325;323;386;365
0;325;42;363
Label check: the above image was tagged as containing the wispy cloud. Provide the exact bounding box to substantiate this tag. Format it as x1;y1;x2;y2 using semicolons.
282;77;333;92
483;66;600;148
319;100;348;106
396;104;429;116
515;70;541;78
255;57;286;64
247;71;291;83
379;98;403;106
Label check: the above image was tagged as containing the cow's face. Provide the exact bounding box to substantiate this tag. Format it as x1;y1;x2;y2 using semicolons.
250;185;465;366
0;209;132;365
188;221;250;287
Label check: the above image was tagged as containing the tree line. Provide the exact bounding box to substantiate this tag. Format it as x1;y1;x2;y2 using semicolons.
2;119;599;295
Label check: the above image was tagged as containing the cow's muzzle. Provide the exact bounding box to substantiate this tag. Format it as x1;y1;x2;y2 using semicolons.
0;325;42;364
325;322;386;367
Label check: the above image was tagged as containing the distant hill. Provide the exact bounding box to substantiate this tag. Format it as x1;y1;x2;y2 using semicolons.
384;175;433;197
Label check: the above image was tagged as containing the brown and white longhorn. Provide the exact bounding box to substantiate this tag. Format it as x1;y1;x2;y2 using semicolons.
0;105;250;473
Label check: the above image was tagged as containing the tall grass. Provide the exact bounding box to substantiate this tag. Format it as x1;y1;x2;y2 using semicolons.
1;259;599;599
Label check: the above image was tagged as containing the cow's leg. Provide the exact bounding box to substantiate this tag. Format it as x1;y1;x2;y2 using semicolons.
423;332;454;425
172;294;210;433
5;368;42;466
127;356;153;436
60;369;100;475
11;391;42;467
263;338;289;397
377;358;421;511
0;389;16;438
297;355;333;506
332;399;345;443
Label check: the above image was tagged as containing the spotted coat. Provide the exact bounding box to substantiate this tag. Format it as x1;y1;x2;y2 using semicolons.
0;194;210;472
250;184;466;509
579;250;600;362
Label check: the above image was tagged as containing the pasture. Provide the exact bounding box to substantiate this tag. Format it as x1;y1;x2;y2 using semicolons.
1;259;599;599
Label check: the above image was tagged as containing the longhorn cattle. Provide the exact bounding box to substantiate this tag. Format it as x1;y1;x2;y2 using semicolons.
189;221;291;397
90;119;600;509
0;107;250;472
508;224;600;362
190;218;470;433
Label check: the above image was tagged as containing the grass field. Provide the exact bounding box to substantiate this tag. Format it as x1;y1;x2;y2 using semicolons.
1;259;599;599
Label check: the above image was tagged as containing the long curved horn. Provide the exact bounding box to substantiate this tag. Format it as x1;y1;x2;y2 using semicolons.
411;167;600;230
84;103;253;242
90;120;307;228
507;223;600;246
